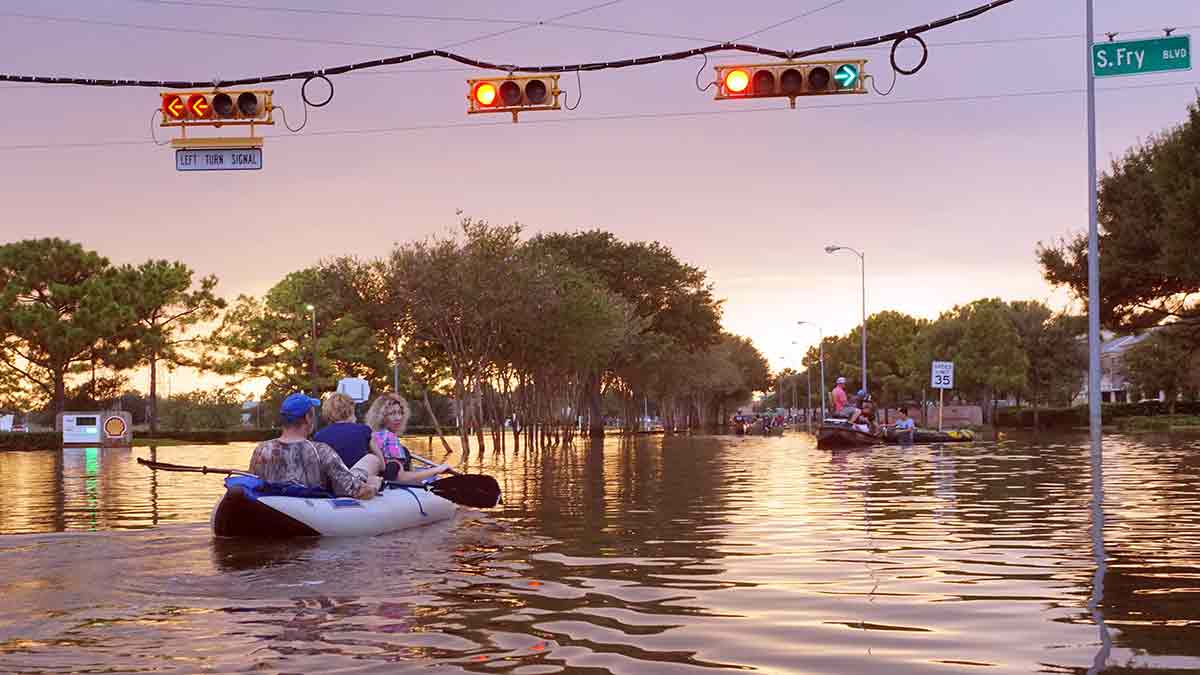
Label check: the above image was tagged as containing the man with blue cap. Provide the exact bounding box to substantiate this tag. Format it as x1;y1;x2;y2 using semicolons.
247;392;382;500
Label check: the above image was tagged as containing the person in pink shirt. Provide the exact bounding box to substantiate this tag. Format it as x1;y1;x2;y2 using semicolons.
830;377;849;417
364;393;452;483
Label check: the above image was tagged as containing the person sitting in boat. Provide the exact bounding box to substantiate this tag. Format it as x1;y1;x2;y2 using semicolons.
365;392;453;483
248;393;380;500
857;396;879;435
314;392;388;481
890;406;915;443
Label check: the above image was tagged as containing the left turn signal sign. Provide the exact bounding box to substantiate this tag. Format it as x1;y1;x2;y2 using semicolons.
162;93;185;120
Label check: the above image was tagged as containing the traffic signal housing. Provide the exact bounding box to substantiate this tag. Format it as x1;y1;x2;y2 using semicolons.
714;60;867;107
467;75;561;122
160;89;275;127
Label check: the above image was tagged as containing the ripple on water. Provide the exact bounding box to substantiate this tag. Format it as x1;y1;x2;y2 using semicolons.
0;433;1198;673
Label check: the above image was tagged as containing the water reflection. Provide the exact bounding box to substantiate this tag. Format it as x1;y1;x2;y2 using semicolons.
0;433;1198;673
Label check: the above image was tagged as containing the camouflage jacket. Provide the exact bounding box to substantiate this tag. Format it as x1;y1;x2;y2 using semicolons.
248;439;368;498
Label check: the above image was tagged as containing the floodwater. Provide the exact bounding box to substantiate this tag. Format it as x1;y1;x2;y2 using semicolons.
1;432;1198;674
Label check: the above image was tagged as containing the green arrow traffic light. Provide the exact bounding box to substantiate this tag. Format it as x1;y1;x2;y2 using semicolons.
834;64;859;88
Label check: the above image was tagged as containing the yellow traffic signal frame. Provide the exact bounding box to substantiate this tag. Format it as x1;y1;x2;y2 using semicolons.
714;60;868;108
159;89;275;128
466;74;562;123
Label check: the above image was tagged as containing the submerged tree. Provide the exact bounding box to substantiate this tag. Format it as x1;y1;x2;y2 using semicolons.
531;230;724;435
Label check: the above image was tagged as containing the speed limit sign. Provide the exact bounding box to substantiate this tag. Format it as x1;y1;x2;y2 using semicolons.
931;361;954;389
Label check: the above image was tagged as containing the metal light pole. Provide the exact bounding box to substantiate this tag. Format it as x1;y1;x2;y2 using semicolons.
777;358;788;411
825;245;867;393
791;340;811;424
1084;0;1102;445
797;321;826;420
306;303;318;396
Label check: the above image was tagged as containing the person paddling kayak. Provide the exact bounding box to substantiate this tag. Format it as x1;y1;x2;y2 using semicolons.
248;393;381;501
366;392;452;483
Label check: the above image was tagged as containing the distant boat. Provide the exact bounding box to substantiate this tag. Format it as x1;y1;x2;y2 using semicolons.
817;419;975;449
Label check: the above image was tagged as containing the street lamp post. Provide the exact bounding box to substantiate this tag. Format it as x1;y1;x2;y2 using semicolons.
797;321;826;421
825;245;867;393
792;340;812;425
306;303;317;396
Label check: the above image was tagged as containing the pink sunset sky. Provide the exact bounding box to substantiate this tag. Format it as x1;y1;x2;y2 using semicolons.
2;0;1198;395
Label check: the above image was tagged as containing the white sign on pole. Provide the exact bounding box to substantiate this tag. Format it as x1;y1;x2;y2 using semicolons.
337;377;371;403
176;148;263;171
931;361;954;389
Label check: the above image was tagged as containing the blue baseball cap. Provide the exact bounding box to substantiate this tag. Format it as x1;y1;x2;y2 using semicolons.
280;393;321;423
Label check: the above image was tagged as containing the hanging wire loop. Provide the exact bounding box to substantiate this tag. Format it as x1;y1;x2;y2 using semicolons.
890;34;928;76
302;74;334;108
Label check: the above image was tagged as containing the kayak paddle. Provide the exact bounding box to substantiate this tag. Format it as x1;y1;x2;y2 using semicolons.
138;457;500;508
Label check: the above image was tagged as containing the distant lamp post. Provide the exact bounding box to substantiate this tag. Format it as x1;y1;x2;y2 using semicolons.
797;321;826;420
305;304;318;396
792;340;812;425
825;244;867;393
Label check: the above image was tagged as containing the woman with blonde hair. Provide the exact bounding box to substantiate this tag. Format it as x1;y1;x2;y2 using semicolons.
313;391;385;485
366;393;452;483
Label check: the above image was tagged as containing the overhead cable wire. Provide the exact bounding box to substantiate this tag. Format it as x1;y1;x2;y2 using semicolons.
0;10;426;51
128;0;533;25
439;0;624;50
0;0;1016;88
733;0;851;41
0;0;624;55
2;78;1195;152
0;21;1193;91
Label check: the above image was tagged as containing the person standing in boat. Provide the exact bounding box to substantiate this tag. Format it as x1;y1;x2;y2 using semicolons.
365;393;453;483
248;393;381;500
830;377;849;420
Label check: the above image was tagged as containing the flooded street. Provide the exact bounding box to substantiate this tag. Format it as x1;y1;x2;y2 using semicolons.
1;432;1198;674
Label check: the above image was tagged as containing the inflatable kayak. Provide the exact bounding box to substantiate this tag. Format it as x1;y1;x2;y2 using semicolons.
883;428;975;444
212;475;456;538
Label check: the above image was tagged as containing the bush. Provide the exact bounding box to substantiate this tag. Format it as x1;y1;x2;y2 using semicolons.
0;431;60;450
150;429;279;444
995;400;1200;428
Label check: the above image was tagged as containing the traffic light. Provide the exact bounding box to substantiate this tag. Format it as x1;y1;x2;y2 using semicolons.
714;60;867;107
467;75;561;122
160;89;275;127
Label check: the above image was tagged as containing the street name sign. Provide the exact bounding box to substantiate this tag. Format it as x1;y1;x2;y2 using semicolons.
1093;35;1191;77
175;147;263;171
931;361;954;389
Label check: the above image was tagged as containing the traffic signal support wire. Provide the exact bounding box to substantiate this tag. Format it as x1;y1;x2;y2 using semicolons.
0;0;1014;89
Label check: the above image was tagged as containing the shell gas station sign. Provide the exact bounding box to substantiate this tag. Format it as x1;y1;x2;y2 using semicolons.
58;411;133;446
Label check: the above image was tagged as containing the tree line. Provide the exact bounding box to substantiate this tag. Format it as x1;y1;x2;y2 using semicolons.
1;220;771;446
766;301;1086;424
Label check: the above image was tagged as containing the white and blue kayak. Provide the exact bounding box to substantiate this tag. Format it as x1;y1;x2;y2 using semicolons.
212;475;456;538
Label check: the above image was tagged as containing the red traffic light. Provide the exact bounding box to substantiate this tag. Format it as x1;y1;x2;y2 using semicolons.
158;89;275;127
187;94;212;118
724;69;750;94
162;94;185;119
466;75;562;121
714;61;868;105
473;82;498;106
